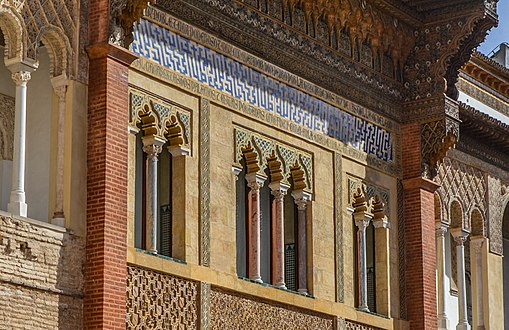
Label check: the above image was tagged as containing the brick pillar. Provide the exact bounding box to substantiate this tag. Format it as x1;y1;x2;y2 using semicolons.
401;123;439;330
84;43;137;329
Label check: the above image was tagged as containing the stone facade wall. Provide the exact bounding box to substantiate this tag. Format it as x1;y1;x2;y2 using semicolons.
0;213;84;329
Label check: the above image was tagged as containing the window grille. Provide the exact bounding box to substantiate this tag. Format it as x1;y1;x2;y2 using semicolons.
285;243;296;291
367;266;376;312
159;204;172;257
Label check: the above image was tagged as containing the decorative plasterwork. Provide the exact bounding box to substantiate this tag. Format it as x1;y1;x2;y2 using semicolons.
334;153;344;303
347;177;390;217
126;265;199;328
0;0;78;78
200;98;211;267
209;287;333;329
131;17;396;163
337;317;383;330
234;126;313;193
486;175;509;255
0;93;14;161
435;157;486;233
109;0;152;47
129;87;191;151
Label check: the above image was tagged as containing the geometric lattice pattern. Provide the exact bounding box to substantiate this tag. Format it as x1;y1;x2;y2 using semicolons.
436;157;486;232
126;266;199;329
209;288;333;330
234;126;313;191
129;87;192;148
131;19;395;162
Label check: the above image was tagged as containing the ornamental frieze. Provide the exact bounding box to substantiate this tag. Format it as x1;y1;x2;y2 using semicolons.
131;18;396;164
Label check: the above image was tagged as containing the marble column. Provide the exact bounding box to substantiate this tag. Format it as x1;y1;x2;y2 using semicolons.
246;173;266;283
436;223;450;330
354;212;372;312
470;236;485;330
8;70;32;217
269;182;289;289
452;228;471;330
292;190;311;294
51;76;68;226
142;137;164;253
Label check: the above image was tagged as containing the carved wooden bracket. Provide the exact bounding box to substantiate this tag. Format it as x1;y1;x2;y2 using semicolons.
420;97;460;179
109;0;152;48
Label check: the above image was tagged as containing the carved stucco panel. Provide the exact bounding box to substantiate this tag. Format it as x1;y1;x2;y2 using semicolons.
435;157;487;232
0;93;14;161
209;288;333;330
486;175;509;255
126;266;199;329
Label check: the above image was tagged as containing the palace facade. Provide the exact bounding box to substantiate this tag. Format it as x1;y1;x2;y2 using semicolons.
0;0;506;329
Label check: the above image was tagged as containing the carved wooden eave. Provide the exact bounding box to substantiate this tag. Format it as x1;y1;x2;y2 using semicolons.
460;102;509;153
462;51;509;96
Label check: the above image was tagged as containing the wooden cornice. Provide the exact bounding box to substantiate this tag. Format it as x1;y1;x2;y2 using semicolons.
462;52;509;96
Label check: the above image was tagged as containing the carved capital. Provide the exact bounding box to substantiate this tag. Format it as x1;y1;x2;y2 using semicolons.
11;71;31;85
269;181;289;201
451;228;469;246
245;173;265;192
435;224;448;239
142;135;165;161
142;144;163;161
292;190;311;211
354;215;372;231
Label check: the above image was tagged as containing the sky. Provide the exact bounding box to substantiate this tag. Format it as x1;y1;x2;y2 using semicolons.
478;0;509;55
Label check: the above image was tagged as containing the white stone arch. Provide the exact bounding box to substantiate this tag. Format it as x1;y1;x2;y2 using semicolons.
0;3;30;64
36;25;71;78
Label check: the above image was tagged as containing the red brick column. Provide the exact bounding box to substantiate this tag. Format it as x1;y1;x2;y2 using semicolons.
401;123;439;330
84;43;137;329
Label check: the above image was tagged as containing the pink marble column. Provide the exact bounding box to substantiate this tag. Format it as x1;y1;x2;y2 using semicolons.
292;190;311;294
246;173;265;283
270;182;289;289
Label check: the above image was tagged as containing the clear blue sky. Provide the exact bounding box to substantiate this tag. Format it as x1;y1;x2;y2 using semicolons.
478;0;509;55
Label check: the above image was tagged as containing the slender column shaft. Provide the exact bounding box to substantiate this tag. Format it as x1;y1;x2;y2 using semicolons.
51;78;68;226
355;215;371;311
270;184;287;289
436;224;449;329
246;174;264;283
471;237;485;330
453;231;471;330
8;71;31;217
293;190;311;294
143;142;163;253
